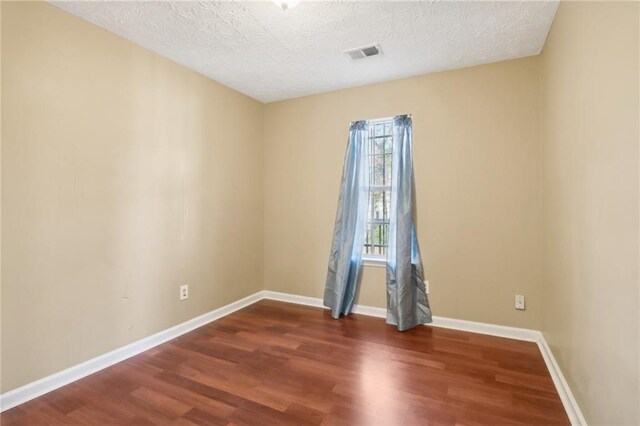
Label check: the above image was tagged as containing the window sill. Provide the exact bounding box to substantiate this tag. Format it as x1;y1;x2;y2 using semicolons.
362;256;386;268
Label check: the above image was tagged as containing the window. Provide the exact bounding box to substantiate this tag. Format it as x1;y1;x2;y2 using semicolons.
363;118;393;258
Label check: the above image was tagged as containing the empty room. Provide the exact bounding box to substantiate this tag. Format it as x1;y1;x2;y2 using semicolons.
1;0;638;425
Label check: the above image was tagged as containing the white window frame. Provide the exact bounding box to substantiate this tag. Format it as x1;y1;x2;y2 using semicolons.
362;117;394;267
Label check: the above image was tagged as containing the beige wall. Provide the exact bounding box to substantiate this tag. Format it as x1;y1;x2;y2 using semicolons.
540;2;640;424
263;57;543;330
0;0;4;395
1;1;264;392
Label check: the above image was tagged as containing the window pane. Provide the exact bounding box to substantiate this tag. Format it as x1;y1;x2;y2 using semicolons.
371;190;390;220
384;137;392;154
374;155;385;186
384;153;392;185
364;225;372;254
372;223;388;255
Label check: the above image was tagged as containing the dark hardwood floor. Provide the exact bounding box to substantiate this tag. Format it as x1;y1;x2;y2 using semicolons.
1;300;569;425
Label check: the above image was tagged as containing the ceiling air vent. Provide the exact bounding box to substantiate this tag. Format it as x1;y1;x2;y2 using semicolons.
344;44;382;60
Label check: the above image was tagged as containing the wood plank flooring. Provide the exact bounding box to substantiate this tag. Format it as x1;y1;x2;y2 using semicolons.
1;300;570;425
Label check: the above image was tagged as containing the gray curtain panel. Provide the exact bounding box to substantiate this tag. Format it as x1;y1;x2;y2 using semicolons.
323;121;370;318
386;115;432;331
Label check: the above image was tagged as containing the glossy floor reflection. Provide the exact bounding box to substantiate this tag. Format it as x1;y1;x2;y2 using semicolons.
1;300;570;425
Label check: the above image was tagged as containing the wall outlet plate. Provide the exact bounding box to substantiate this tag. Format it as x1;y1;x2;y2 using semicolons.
424;280;430;295
180;285;189;301
515;295;525;310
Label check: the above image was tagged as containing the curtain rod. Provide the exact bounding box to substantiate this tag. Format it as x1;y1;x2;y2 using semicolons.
349;114;412;127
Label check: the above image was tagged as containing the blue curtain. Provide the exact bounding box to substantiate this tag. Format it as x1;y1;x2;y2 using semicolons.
323;121;370;318
386;115;432;331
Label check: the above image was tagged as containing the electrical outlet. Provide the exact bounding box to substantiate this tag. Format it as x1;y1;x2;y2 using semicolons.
180;285;189;301
424;280;430;295
515;295;525;310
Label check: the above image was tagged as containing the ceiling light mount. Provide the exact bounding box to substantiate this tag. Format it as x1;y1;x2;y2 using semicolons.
272;0;300;10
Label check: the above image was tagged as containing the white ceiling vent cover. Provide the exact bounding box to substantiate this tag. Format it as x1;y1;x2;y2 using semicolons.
344;44;382;60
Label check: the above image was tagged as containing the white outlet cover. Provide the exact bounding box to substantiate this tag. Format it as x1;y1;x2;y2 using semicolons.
180;285;189;301
515;295;525;310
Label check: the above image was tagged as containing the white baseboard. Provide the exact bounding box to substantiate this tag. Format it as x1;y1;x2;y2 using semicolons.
0;291;263;412
262;290;326;310
536;334;587;425
0;289;586;425
262;290;540;341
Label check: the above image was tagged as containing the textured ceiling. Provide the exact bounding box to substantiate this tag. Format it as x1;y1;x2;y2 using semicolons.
50;1;558;103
